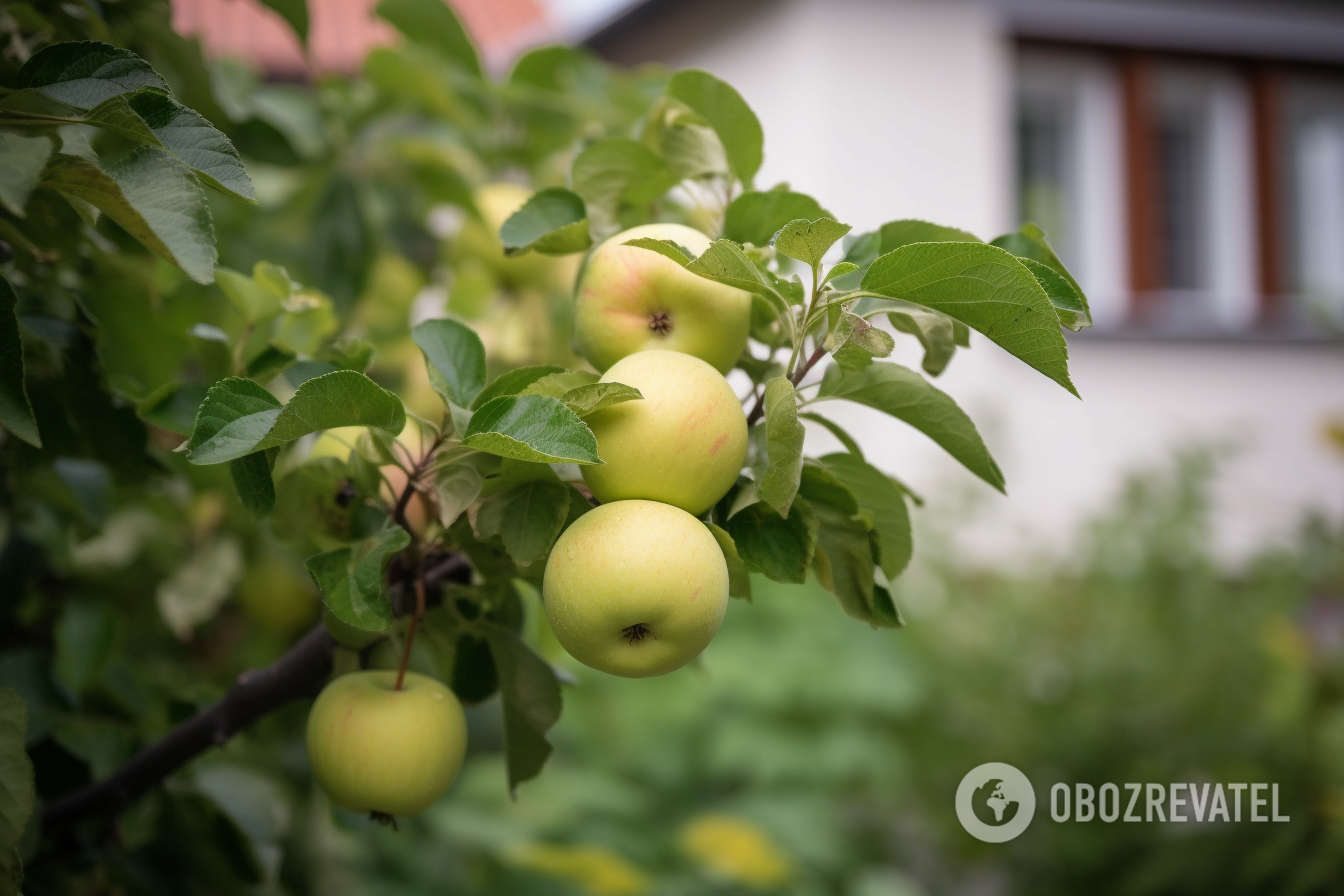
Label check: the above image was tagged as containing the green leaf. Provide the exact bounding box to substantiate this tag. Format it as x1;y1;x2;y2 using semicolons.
376;0;482;77
570;137;677;234
879;219;980;252
38;148;217;283
521;370;598;399
119;89;255;202
821;453;912;579
215;263;286;323
817;361;1005;492
306;528;409;632
797;464;889;626
773;217;852;268
666;69;763;186
482;624;562;795
156;537;244;639
722;190;827;248
53;599;118;696
17;41;168;108
822;261;859;285
832;311;894;369
559;382;642;417
798;411;864;459
723;499;818;584
499;187;591;257
880;301;961;376
1018;257;1091;332
472;366;566;410
990;222;1091;329
687;239;783;303
861;242;1077;396
0;132;53;217
229;450;276;522
621;237;692;264
476;479;570;565
185;371;405;465
707;523;751;600
0;277;40;448
0;689;34;896
463;394;601;465
433;461;483;528
755;377;805;515
259;0;308;42
411;318;486;410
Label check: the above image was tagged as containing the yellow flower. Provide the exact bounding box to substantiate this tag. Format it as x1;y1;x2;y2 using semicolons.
507;842;649;896
680;814;792;889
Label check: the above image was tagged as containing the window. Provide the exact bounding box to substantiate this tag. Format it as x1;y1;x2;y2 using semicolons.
1287;74;1344;329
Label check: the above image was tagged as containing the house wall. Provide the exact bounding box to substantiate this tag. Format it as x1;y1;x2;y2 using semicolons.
591;0;1344;565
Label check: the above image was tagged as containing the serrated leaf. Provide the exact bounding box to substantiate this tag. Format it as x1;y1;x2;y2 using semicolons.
0;132;53;217
571;137;677;235
773;217;851;268
38;147;217;283
229;450;276;522
476;479;570;565
522;370;598;399
411;318;486;409
185;371;405;465
880;301;960;376
433;462;483;528
797;464;890;625
861;242;1077;396
707;523;751;600
990;222;1091;330
822;261;858;285
499;187;591;256
622;237;692;264
722;499;818;584
832;311;894;369
121;89;255;202
482;624;562;794
879;219;980;251
818;362;1004;492
558;382;642;417
0;276;40;448
306;528;409;632
666;69;762;186
687;239;782;302
722;189;828;247
463;394;601;465
0;688;34;896
821;453;912;579
472;366;566;410
17;41;168;108
755;377;804;515
376;0;482;77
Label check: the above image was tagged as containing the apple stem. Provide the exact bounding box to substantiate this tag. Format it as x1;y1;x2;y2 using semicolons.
393;560;428;691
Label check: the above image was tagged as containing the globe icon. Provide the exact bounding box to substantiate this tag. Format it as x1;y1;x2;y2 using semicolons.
971;778;1020;827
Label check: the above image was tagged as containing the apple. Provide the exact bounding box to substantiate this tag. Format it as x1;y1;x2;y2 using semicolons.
582;350;747;516
574;223;752;374
306;670;467;818
236;553;319;637
543;499;729;678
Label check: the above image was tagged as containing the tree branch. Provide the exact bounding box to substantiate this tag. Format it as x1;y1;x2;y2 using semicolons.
746;343;828;426
41;551;472;834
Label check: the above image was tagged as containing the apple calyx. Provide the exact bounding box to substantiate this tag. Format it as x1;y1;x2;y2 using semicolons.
648;311;672;335
622;622;655;645
369;810;399;832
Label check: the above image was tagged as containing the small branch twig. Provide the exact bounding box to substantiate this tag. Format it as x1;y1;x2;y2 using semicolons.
745;343;828;426
393;560;427;691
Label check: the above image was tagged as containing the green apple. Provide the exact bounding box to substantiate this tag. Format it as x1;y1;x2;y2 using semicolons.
306;670;467;817
582;350;747;515
574;223;751;374
236;553;319;637
543;500;729;678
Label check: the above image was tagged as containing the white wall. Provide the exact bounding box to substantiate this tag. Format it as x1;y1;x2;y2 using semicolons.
596;0;1344;563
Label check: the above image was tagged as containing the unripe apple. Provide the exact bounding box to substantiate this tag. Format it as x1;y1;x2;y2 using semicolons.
582;350;747;515
543;500;729;678
574;223;751;374
306;670;467;817
236;553;319;637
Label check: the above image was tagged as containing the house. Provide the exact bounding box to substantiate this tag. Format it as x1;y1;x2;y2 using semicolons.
584;0;1344;565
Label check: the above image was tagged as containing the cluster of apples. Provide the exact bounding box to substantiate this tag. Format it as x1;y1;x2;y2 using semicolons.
305;222;753;822
545;223;753;678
